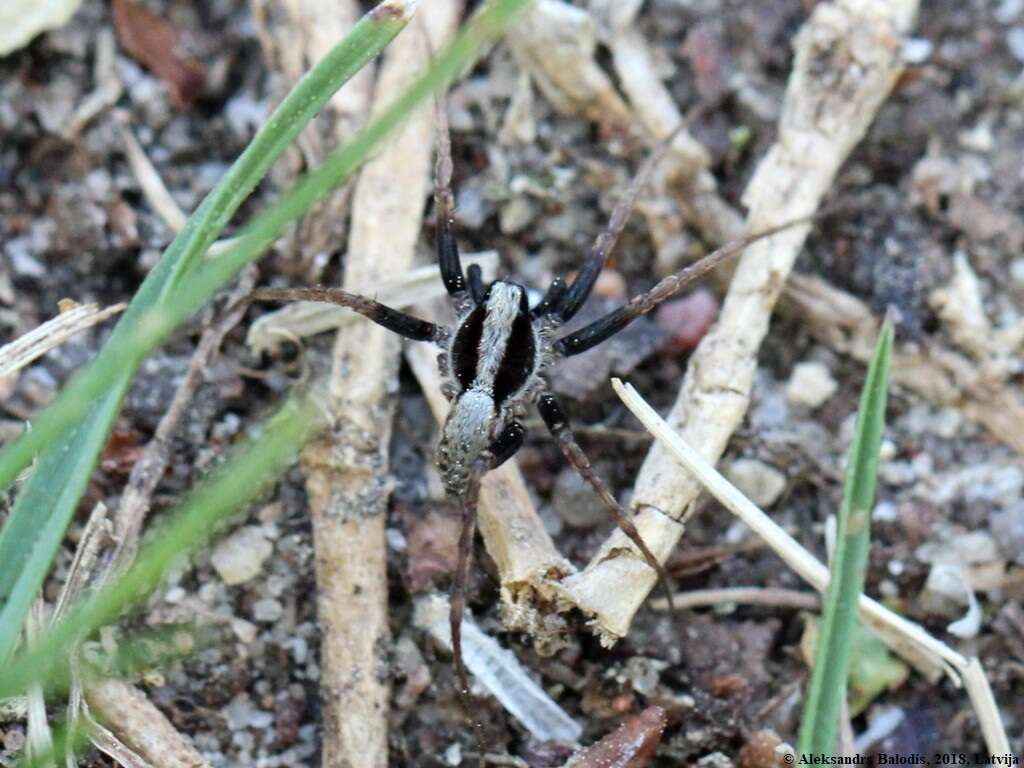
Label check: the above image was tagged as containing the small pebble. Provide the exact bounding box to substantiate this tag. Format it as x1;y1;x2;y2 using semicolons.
553;467;609;528
901;38;933;64
231;618;258;644
785;361;837;409
498;196;536;234
593;268;627;300
252;598;284;623
1008;27;1024;62
991;503;1024;564
726;458;787;508
211;526;273;586
654;289;719;352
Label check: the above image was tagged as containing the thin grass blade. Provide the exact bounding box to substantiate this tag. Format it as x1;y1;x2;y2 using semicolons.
0;394;323;700
797;319;894;755
0;0;414;662
0;0;530;661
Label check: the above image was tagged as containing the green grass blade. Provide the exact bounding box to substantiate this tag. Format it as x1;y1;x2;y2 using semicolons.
0;394;324;700
0;0;413;662
0;0;529;663
0;0;412;493
0;0;529;493
798;320;894;755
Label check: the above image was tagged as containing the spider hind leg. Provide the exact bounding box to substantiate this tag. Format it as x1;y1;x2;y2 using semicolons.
535;391;680;622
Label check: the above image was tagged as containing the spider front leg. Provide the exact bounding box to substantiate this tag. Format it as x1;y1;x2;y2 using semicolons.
534;391;678;618
435;93;467;299
238;287;444;342
554;217;816;356
536;132;677;323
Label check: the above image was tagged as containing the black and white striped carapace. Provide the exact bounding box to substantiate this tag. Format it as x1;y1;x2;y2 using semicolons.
239;99;808;737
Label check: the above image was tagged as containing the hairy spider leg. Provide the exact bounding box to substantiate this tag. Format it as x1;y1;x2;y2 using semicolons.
544;133;679;323
435;94;466;297
554;216;813;356
535;391;679;621
529;276;567;319
449;458;489;765
238;287;443;342
467;263;487;305
490;421;527;466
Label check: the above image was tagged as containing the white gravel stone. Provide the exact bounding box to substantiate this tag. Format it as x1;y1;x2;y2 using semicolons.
785;361;837;409
252;598;284;623
726;458;787;508
211;526;273;586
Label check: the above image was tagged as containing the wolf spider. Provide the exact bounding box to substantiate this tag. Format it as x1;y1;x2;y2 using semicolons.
241;102;806;730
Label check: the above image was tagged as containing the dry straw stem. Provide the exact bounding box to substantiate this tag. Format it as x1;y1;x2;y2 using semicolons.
587;0;739;241
594;0;1024;456
557;0;920;643
404;342;575;650
111;268;257;569
787;271;1024;455
0;302;125;379
505;0;633;137
245;251;499;355
85;679;209;768
293;4;461;767
612;378;1011;755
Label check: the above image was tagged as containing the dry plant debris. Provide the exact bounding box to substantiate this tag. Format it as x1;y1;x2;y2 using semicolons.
4;0;1024;764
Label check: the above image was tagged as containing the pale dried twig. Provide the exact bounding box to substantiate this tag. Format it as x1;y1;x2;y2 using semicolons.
559;0;920;644
505;0;633;137
0;302;125;379
594;0;1024;457
293;4;461;766
649;586;820;613
612;377;1010;755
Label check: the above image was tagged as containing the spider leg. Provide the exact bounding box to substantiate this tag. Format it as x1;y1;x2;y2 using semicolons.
547;136;676;323
489;420;526;467
240;287;443;342
554;217;811;356
435;93;467;298
534;391;679;621
467;263;487;305
529;277;567;319
449;460;489;765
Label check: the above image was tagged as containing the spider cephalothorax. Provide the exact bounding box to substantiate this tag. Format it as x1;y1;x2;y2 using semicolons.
437;278;554;496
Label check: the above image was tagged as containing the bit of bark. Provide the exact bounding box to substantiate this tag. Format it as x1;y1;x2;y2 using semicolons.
561;0;920;644
111;0;205;107
296;5;461;767
506;0;634;138
85;679;207;768
562;706;667;768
